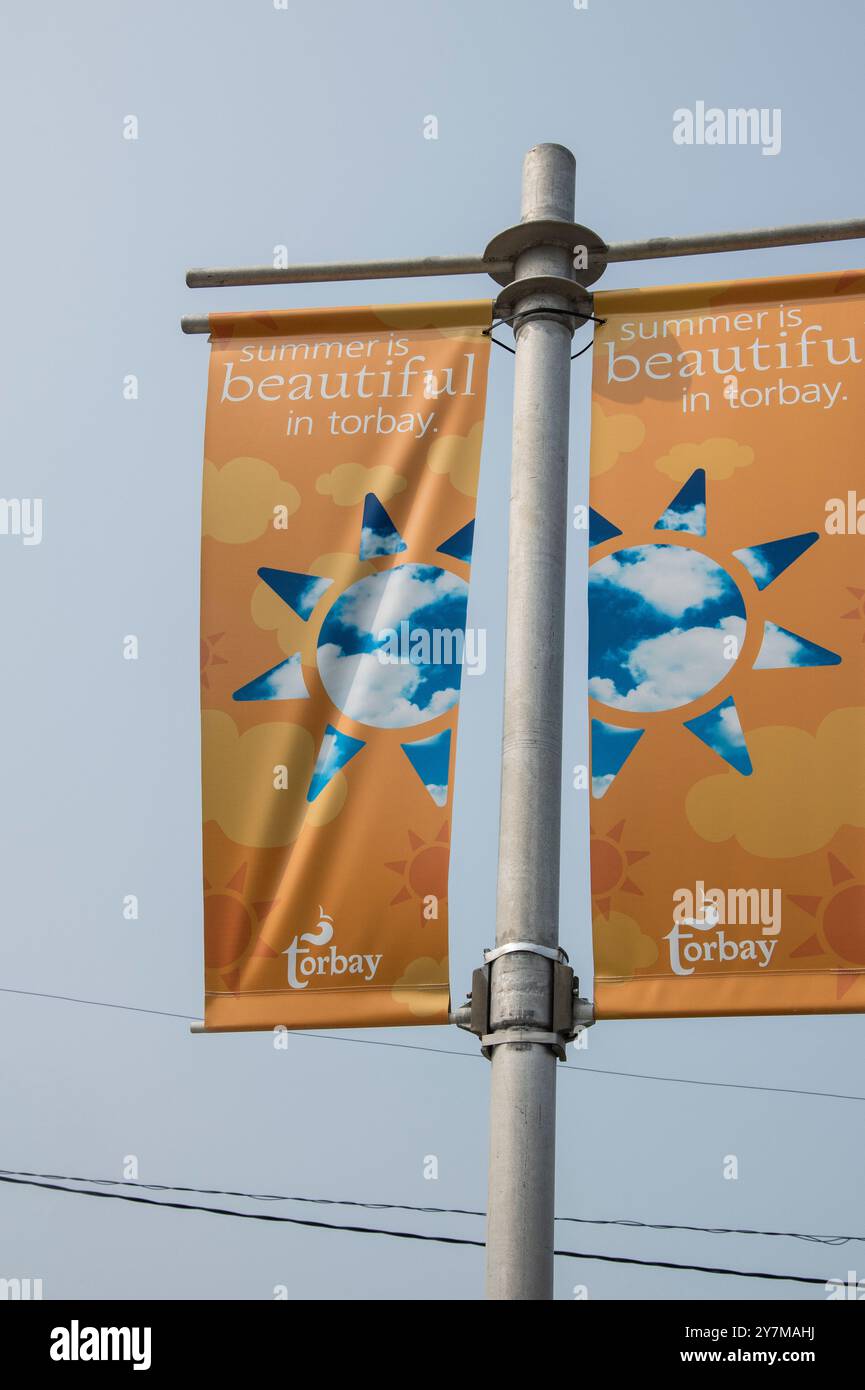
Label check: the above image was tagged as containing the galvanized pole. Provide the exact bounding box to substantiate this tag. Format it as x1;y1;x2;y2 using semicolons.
183;151;865;1299
484;144;577;1300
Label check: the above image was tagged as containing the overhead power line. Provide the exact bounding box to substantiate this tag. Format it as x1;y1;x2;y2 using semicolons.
0;986;195;1023
573;1062;865;1105
2;983;865;1105
0;1167;857;1248
0;1171;828;1287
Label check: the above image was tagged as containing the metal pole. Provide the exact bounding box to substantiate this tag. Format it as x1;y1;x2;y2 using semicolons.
484;144;576;1301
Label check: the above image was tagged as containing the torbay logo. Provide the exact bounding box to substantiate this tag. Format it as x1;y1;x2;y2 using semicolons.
665;881;782;976
283;907;383;989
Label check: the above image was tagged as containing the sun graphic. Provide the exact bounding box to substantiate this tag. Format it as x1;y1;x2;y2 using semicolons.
588;468;841;798
386;823;450;925
590;819;649;918
200;631;228;689
230;492;474;810
841;586;865;641
789;850;865;997
203;859;280;989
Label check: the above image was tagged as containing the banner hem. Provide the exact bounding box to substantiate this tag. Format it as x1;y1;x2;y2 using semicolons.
594;971;865;1020
202;987;451;1032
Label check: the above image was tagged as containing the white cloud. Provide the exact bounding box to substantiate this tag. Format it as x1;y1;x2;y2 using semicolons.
422;686;460;718
592;773;615;798
657;502;706;533
360;525;405;557
312;730;344;787
592;616;746;712
716;702;746;748
754;621;806;669
335;565;466;639
260;653;308;699
590;545;728;618
734;545;770;584
588;677;619;704
318;642;458;728
595;715;643;734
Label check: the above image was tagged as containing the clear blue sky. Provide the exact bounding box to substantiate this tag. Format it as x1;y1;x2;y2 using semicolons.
2;0;863;1300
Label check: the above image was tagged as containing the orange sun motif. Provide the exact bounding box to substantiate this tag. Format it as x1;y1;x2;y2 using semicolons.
841;587;865;642
590;819;649;918
200;631;228;689
789;851;865;998
203;860;280;988
386;823;450;925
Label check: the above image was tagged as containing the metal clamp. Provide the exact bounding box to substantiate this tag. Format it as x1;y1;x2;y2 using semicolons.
492;276;596;325
480;1028;569;1061
484;941;568;965
455;951;592;1062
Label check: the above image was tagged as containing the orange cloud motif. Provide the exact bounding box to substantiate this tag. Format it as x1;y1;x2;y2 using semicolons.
202;710;346;847
426;420;485;498
590;403;646;477
655;437;753;483
392;956;449;1016
316;462;407;506
592;910;658;979
686;707;865;858
203;456;300;543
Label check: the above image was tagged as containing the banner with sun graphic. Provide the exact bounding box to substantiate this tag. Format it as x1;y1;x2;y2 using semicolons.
199;301;491;1030
589;269;865;1019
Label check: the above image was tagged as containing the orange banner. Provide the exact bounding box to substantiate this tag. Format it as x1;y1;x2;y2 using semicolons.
589;270;865;1018
200;301;491;1030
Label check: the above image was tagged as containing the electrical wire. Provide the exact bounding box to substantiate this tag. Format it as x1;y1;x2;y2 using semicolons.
0;986;196;1022
0;1166;857;1247
0;1172;828;1287
3;984;864;1104
570;1061;865;1105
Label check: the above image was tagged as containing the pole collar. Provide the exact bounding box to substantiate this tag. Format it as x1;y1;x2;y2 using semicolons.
493;275;593;324
482;218;607;286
